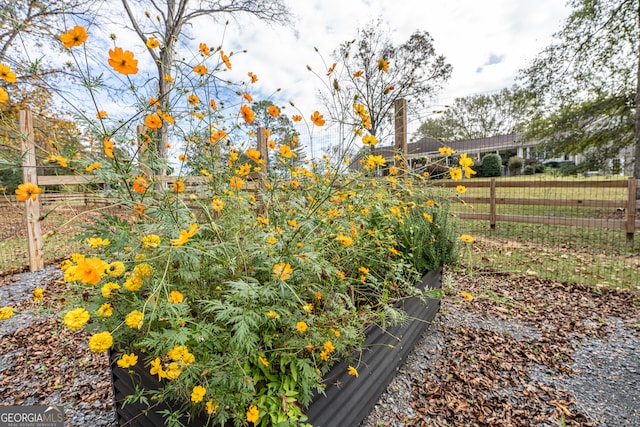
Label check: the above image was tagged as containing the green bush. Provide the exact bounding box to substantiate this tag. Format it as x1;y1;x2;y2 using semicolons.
523;165;535;175
481;153;502;177
507;156;524;175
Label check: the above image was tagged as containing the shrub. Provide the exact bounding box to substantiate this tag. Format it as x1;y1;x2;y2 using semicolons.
507;156;524;175
481;153;502;177
523;165;536;175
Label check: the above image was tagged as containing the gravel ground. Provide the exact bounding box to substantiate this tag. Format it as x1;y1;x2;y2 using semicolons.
1;266;639;427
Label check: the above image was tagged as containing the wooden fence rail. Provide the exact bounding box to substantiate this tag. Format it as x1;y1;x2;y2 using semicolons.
439;178;639;242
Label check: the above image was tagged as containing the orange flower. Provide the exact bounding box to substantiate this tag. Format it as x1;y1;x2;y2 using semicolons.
292;115;302;122
108;47;138;75
146;37;159;49
149;97;159;106
209;99;217;111
310;111;325;126
96;110;108;119
15;182;42;202
133;176;148;193
0;64;16;83
240;104;255;124
59;26;88;49
104;137;114;158
353;70;364;77
230;176;245;190
246;148;261;163
326;63;337;75
243;92;253;102
268;105;280;117
220;50;232;69
248;72;258;83
172;180;185;193
279;144;295;159
193;65;208;75
199;43;210;56
144;113;162;130
74;257;106;285
187;94;199;105
273;262;292;280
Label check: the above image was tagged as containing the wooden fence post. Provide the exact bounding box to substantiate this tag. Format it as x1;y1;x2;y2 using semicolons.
489;178;497;230
19;110;44;271
394;99;408;178
626;177;636;242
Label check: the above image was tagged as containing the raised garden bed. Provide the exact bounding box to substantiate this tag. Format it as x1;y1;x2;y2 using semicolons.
111;267;442;427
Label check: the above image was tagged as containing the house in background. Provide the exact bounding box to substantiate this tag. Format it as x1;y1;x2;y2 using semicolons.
350;133;634;176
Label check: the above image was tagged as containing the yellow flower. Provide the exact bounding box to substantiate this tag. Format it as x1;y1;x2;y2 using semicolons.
335;234;353;247
33;287;45;301
423;213;433;223
86;237;110;248
172;180;185;193
296;321;307;333
450;167;463;181
85;162;102;172
104;137;114;158
146;36;159;49
150;357;165;380
438;146;453;156
88;331;113;353
187;94;199;105
168;291;184;303
464;166;477;178
0;64;17;82
246;405;259;424
287;219;298;228
123;275;143;291
236;163;252;177
125;310;144;329
107;261;125;277
15;182;43;202
96;303;113;317
362;135;377;146
206;400;218;415
191;385;206;403
0;87;8;103
456;185;467;194
323;341;335;353
0;306;15;320
426;199;435;207
117;353;138;368
60;26;88;48
348;365;359;378
460;234;475;243
74;257;106;285
230;176;245;190
320;350;330;361
211;198;224;212
359;266;370;275
377;58;389;72
108;47;139;75
310;111;325;126
279;144;295;159
168;345;195;365
273;262;292;280
101;282;121;298
459;153;474;168
141;234;161;250
460;291;474;301
267;310;280;319
258;356;269;367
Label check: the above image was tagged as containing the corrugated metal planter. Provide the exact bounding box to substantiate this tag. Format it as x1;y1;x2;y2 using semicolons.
111;267;442;427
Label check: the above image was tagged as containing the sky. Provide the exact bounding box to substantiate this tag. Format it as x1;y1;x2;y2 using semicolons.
48;0;572;158
214;0;570;128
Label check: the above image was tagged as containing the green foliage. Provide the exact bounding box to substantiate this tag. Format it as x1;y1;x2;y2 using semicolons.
507;156;524;176
480;153;502;177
